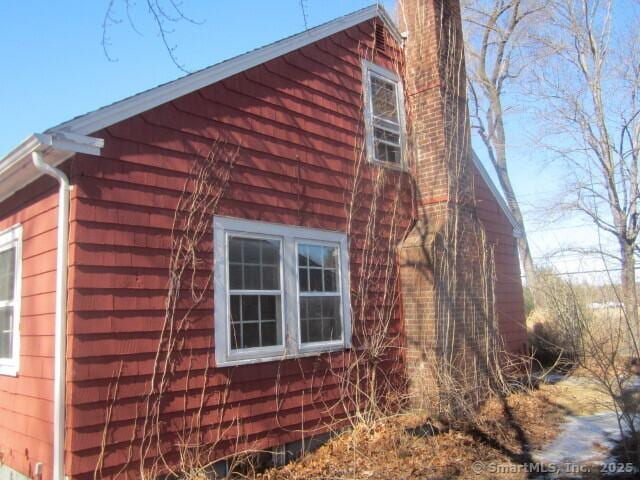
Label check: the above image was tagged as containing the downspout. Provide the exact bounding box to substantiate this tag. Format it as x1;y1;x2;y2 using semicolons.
32;151;70;480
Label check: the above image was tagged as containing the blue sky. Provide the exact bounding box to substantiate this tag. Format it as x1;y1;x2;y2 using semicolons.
0;1;618;280
0;0;393;155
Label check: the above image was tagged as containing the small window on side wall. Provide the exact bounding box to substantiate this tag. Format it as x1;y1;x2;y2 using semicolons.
213;217;351;367
362;60;406;167
0;224;21;377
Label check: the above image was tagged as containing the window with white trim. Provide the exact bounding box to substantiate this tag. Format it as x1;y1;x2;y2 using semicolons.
363;60;406;167
0;224;21;376
214;217;351;366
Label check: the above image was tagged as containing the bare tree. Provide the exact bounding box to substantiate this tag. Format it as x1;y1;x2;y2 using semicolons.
533;0;640;335
102;0;203;72
462;0;548;284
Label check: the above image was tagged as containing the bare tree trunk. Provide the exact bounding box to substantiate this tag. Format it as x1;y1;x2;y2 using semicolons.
621;240;639;343
462;0;547;286
487;109;535;283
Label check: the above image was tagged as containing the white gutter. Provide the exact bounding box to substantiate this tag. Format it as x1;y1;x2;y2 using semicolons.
0;131;104;480
32;151;70;480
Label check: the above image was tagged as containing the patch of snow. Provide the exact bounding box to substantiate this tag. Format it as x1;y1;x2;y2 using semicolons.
533;412;622;465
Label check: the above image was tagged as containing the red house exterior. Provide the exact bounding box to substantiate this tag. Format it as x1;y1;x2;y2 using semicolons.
0;3;526;479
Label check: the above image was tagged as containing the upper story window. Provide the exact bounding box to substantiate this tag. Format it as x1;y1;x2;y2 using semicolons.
0;224;21;377
362;60;406;167
214;217;351;367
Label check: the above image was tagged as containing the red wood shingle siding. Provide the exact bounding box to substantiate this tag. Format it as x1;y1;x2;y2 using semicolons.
473;169;527;354
0;177;59;478
66;20;412;478
0;17;527;480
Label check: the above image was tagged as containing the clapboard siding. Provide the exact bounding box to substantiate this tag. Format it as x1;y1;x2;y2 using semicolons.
65;20;410;479
0;176;59;479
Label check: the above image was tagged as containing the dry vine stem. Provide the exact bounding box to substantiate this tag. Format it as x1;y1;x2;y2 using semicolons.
94;9;526;477
396;0;527;424
94;140;237;479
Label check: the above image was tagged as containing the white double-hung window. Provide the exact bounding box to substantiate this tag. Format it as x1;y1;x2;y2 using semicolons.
363;60;406;167
0;224;21;376
214;217;351;366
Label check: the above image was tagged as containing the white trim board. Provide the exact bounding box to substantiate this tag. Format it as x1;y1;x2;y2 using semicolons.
213;216;352;367
0;224;22;377
49;5;401;137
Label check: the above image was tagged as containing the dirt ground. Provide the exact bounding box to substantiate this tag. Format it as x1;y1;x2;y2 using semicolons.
258;387;566;480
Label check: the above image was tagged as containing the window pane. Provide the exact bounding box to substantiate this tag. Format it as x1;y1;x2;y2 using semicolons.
371;76;398;123
0;248;15;302
299;267;309;292
241;295;259;321
298;245;309;266
374;127;400;146
0;307;13;359
242;323;260;348
230;294;282;350
244;265;261;290
306;246;323;267
230;322;241;350
229;239;242;262
261;321;277;346
306;318;323;343
243;239;261;263
324;269;337;292
307;297;322;318
374;138;401;164
324;297;342;340
229;265;243;290
230;295;241;322
260;295;277;320
300;297;341;343
261;240;279;265
262;266;278;290
323;247;337;269
309;268;323;291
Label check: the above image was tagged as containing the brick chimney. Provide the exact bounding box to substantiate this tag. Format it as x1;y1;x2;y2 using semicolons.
398;0;490;407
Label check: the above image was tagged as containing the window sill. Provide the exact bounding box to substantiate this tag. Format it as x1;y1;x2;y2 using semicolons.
369;158;408;172
215;344;349;368
0;364;18;377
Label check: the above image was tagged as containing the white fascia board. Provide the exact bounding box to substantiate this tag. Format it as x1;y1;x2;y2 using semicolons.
471;150;523;237
51;5;401;137
34;131;104;156
0;132;104;203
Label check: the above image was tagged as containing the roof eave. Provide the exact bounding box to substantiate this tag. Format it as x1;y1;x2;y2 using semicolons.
0;4;399;202
470;150;523;237
50;4;401;137
0;132;104;203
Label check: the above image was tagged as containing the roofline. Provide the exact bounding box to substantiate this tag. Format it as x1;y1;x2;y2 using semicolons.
50;4;401;137
471;150;524;237
0;132;103;203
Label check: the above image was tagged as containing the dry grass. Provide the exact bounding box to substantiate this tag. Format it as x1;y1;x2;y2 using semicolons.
258;389;565;480
539;375;615;416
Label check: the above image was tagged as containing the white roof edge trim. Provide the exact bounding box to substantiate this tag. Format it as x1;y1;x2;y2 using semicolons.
0;132;104;204
471;150;523;238
50;4;401;137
